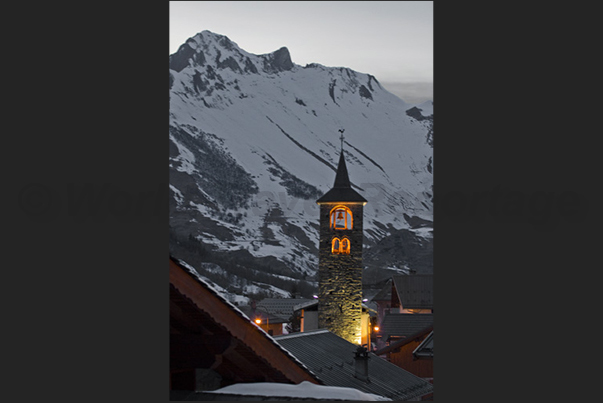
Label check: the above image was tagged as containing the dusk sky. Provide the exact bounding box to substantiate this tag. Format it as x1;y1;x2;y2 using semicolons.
169;1;433;104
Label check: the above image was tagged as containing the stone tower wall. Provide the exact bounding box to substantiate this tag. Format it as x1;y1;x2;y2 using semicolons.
318;203;364;344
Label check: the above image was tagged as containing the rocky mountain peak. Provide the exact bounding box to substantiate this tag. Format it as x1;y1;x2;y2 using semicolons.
195;30;241;52
267;46;293;72
170;31;297;77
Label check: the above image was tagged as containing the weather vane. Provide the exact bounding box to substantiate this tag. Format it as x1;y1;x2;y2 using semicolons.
338;128;345;150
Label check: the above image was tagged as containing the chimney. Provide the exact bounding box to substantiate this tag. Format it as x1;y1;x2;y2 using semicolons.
354;346;370;382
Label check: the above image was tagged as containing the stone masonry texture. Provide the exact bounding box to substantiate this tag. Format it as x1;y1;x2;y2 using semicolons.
318;204;364;344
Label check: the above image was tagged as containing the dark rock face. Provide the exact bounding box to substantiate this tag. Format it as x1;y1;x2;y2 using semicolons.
169;138;179;158
426;127;433;147
193;50;206;67
364;227;433;276
359;85;373;100
169;43;196;72
169;125;258;210
328;80;337;104
367;74;379;91
244;57;258;74
405;107;433;147
218;35;235;51
403;213;432;229
217;56;242;73
192;70;208;93
406;106;430;121
270;47;294;71
262;47;294;73
204;65;223;83
318;204;364;344
262;153;322;200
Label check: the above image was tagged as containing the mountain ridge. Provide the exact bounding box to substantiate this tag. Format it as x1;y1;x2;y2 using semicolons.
169;30;433;304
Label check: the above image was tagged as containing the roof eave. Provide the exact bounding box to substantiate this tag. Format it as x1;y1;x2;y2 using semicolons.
316;200;367;205
374;325;434;355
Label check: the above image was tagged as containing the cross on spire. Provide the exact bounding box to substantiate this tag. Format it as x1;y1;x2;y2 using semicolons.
338;128;345;150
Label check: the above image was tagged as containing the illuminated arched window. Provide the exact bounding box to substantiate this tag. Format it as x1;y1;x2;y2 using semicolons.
330;206;353;230
341;237;350;254
331;237;340;254
331;237;351;254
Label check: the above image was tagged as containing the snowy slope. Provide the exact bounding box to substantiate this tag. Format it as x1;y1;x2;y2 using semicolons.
169;30;433;299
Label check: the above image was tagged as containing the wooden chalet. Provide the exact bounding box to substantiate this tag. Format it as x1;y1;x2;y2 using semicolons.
374;321;433;380
169;256;320;398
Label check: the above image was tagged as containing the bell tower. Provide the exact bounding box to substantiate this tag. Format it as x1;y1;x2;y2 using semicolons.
316;131;367;344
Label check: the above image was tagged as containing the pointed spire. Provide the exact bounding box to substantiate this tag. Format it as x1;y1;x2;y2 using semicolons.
316;130;367;204
334;128;350;188
333;150;351;188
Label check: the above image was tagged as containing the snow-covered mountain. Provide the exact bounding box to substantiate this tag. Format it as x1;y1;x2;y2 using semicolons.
169;30;433;304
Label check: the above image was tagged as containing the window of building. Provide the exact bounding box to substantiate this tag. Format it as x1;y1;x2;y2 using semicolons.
330;205;353;230
332;237;340;253
331;237;351;254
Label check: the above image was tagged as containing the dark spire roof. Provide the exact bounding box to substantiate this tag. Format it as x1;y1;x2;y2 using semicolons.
316;150;367;204
333;151;351;188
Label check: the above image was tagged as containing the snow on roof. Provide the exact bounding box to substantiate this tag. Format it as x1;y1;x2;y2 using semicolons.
293;300;373;312
276;329;330;340
293;299;318;311
208;381;392;401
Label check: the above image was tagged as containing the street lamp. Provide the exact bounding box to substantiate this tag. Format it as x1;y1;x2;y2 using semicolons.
253;306;270;333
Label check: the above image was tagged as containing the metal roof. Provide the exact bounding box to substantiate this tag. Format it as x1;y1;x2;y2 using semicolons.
274;330;433;401
239;305;290;324
294;299;319;311
292;300;374;314
257;298;315;319
371;279;393;302
412;331;433;359
379;313;433;341
392;275;433;309
316;186;368;204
